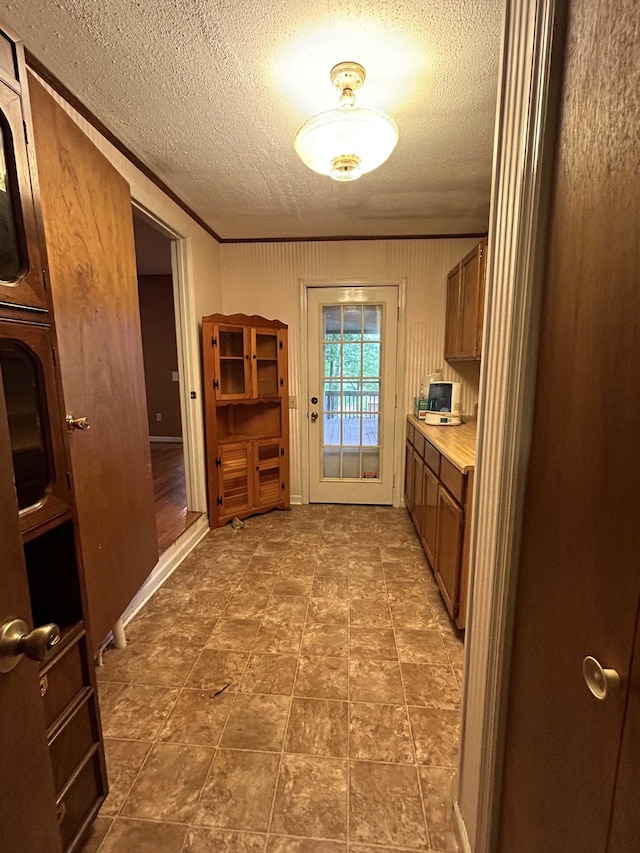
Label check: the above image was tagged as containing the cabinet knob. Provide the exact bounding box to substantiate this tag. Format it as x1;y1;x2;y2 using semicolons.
0;618;61;674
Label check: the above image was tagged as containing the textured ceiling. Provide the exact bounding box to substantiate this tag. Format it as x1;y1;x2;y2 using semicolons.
4;0;503;240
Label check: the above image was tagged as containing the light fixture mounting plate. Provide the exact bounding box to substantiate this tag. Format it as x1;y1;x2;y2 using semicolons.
330;61;365;92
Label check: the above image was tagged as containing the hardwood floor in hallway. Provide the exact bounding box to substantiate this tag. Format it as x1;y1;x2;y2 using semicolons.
150;441;201;554
84;505;464;852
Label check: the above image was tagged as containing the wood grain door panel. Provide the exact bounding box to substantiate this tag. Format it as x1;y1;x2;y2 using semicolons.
498;1;640;850
434;485;463;619
0;368;61;853
444;265;461;358
27;75;158;652
421;463;439;569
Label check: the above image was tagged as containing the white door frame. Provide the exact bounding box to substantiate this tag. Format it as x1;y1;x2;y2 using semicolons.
131;201;207;516
455;0;563;850
299;278;407;507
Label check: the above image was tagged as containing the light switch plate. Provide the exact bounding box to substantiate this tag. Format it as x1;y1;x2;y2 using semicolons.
289;395;297;409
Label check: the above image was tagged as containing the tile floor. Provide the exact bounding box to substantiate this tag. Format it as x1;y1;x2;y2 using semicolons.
83;505;464;852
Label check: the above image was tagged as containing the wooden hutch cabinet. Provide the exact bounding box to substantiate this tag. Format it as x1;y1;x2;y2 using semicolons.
203;313;290;527
0;24;106;852
444;238;487;361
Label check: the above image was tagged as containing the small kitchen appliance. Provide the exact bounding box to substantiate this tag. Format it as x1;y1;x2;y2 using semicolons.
424;380;462;425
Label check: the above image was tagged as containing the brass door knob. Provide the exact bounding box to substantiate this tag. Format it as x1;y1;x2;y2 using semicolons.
66;414;90;430
310;411;319;422
0;619;61;674
583;655;622;700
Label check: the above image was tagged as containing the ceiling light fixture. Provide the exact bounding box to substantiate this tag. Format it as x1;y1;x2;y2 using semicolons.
294;61;399;182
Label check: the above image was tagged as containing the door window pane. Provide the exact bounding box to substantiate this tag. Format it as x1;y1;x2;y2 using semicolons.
363;305;382;340
363;343;380;377
0;119;24;282
342;344;361;377
343;305;362;339
323;306;341;340
0;340;50;509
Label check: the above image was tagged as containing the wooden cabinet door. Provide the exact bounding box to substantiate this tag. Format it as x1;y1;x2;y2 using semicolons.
0;378;62;853
411;449;424;535
404;441;414;513
214;324;251;400
434;485;463;619
458;241;486;358
421;463;439;569
219;442;253;518
444;265;461;358
254;438;282;507
0;79;47;312
252;328;280;398
27;75;157;652
498;1;640;849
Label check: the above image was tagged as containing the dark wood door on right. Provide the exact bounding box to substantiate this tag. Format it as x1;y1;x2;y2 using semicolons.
498;1;640;850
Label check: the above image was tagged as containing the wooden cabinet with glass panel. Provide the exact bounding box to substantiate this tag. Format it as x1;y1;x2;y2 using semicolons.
203;313;290;527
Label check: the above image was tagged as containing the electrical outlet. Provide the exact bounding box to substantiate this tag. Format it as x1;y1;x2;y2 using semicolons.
289;395;297;409
171;371;179;381
155;412;162;421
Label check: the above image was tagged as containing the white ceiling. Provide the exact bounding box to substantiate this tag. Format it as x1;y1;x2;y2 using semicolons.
5;0;503;240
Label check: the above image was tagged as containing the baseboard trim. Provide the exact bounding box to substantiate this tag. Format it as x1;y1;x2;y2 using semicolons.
454;800;473;853
100;516;209;651
290;495;303;505
149;435;183;443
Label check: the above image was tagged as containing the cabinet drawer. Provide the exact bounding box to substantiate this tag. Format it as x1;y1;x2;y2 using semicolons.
57;749;103;850
423;440;440;476
440;456;466;504
49;693;98;794
40;633;88;728
406;422;415;446
413;431;426;460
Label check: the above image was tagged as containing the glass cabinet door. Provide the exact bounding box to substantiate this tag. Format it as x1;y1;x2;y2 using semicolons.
252;328;280;397
213;325;252;399
0;320;70;532
0;81;47;312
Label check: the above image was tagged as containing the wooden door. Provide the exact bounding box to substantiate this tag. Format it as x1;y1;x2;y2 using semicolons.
444;265;461;358
498;0;640;849
421;463;439;568
213;324;251;400
434;485;463;619
411;449;424;535
404;441;414;513
27;75;158;652
220;442;253;518
254;438;283;507
0;376;61;853
458;241;485;358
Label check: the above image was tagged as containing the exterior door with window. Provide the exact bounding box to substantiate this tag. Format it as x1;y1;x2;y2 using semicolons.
308;286;398;504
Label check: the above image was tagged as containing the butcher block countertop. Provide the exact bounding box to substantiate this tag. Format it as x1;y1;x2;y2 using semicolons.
407;415;477;474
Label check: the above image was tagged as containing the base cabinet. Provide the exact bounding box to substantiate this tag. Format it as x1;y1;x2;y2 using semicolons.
405;418;472;628
203;314;290;528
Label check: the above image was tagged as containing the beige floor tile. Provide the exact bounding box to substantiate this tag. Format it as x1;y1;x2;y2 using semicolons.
388;599;437;630
179;589;232;618
263;595;309;625
157;688;235;746
125;612;177;644
98;818;187;852
79;816;113;852
294;655;349;700
205;618;261;650
220;693;290;751
240;653;298;695
401;663;461;709
186;649;248;692
126;643;200;688
235;574;279;595
121;743;213;822
280;555;317;576
254;622;304;654
270;754;348;840
311;577;348;598
419;766;460;852
100;739;152;815
101;684;179;740
395;629;449;664
349;659;405;703
349;703;414;763
223;591;270;619
301;625;349;657
267;838;346;852
349;627;397;660
349;598;393;627
95;644;148;684
349;761;428;849
307;597;349;625
195;749;279;831
408;707;460;766
285;697;348;757
183;828;266;852
273;575;313;596
348;578;387;599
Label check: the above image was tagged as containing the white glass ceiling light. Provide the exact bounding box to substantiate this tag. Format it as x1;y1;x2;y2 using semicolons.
294;61;399;182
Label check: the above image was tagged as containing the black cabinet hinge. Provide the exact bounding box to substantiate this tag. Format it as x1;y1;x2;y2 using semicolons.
216;496;223;506
23;120;29;145
279;377;284;387
281;482;285;491
211;336;217;347
66;471;72;490
280;447;285;457
215;457;221;468
279;339;283;350
213;379;219;390
51;347;57;367
42;268;48;290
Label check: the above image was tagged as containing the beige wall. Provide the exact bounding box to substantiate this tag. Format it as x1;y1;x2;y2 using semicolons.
220;239;480;500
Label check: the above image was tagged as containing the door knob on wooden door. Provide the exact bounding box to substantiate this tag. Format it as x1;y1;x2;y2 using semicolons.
0;618;61;673
582;655;621;700
65;413;90;430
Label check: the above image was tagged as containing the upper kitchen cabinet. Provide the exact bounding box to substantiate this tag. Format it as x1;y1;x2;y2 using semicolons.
0;34;47;314
208;313;287;401
444;238;487;361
